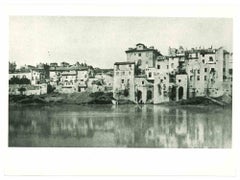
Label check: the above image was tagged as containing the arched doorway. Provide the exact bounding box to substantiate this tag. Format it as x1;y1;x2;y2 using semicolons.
178;86;184;100
136;90;142;103
147;90;152;101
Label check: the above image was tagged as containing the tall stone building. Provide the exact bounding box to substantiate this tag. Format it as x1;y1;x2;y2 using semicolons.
113;61;135;102
125;43;162;70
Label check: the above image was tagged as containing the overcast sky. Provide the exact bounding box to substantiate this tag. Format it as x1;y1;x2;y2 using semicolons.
9;16;232;69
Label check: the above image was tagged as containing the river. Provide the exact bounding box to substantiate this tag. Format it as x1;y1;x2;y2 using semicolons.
9;104;232;148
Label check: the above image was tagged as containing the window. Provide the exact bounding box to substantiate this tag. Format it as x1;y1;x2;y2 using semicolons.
138;53;141;57
129;64;132;68
116;65;119;70
198;69;200;74
209;57;213;62
202;54;205;57
167;65;169;69
121;79;124;83
210;68;215;73
157;65;160;69
223;68;226;73
190;76;193;81
204;75;207;81
197;76;200;81
178;79;181;83
171;63;174;68
202;59;205;63
142;81;144;85
149;72;152;78
164;76;166;80
204;68;207;72
229;69;232;75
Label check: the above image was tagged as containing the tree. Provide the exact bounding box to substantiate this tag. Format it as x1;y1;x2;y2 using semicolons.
9;62;17;73
9;76;31;85
18;87;26;95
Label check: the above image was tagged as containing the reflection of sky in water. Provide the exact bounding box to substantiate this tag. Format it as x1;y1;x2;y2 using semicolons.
9;104;232;148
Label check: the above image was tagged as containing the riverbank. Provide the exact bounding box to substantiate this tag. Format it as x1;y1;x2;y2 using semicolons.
9;92;232;107
9;92;114;105
159;95;232;107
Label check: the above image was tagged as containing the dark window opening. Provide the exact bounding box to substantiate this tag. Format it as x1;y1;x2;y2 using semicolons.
190;76;193;81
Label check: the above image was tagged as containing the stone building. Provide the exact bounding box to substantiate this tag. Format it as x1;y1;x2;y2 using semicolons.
125;43;162;70
49;64;94;93
135;76;154;104
113;44;232;104
185;47;230;98
175;74;188;101
113;61;135;101
60;71;78;93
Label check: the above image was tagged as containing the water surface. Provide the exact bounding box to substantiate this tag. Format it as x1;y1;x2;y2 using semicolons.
9;104;232;148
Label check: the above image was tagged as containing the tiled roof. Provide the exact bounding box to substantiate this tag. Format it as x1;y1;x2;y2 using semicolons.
49;66;88;71
114;61;135;65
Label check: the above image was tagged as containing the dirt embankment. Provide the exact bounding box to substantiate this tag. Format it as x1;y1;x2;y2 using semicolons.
160;95;232;107
9;92;114;105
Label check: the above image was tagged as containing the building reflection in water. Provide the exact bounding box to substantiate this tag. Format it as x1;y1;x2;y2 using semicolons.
9;104;231;147
144;106;231;148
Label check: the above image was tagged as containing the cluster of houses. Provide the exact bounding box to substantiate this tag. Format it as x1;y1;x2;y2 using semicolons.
9;61;113;95
9;43;233;104
113;43;233;104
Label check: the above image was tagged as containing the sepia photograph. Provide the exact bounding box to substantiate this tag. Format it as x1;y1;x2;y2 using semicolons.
8;16;233;148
